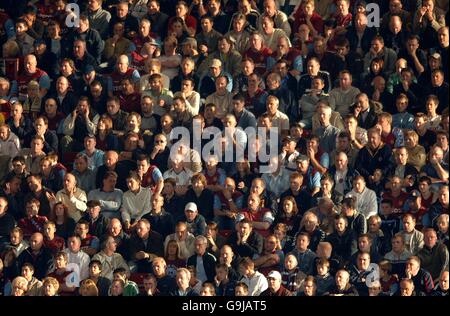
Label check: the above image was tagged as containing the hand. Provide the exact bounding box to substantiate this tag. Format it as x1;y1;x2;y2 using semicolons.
112;34;120;43
46;191;57;203
426;9;434;21
84;107;90;119
307;146;315;158
419;6;427;18
237;181;245;189
72;109;78;119
158;99;166;108
124;221;131;230
136;251;148;260
241;231;249;243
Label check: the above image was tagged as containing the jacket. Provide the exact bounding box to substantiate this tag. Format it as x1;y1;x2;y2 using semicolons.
227;230;264;259
92;251;130;280
402;229;424;255
418;242;449;281
187;252;217;283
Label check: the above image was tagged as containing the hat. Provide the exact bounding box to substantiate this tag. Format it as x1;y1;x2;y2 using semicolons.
147;38;161;47
184;202;198;212
210;58;222;68
181;37;197;46
83;65;95;75
267;271;282;281
282;135;295;143
430;52;441;60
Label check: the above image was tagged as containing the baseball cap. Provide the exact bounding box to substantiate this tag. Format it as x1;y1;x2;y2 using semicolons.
267;271;282;281
184;202;198;212
430;52;441;60
282;135;295;143
83;65;95;75
148;38;161;47
210;58;222;68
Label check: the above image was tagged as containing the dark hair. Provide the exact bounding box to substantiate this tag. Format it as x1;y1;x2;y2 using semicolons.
86;200;101;208
342;196;357;209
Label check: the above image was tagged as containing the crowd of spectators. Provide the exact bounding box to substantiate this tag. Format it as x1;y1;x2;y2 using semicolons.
0;0;448;297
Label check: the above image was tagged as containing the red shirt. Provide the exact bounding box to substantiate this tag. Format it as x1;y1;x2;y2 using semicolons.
18;215;48;239
381;191;409;213
239;208;272;238
292;12;324;35
243;47;273;76
119;91;141;113
44;236;66;255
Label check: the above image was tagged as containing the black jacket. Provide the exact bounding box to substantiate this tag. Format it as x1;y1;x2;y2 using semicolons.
16;247;54;280
187;252;217;282
82;212;110;239
325;229;357;264
227;230;264;259
142;210;174;239
183;188;215;221
129;230;164;261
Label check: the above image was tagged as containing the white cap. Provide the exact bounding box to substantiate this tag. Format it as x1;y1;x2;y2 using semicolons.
267;270;282;281
184;202;198;212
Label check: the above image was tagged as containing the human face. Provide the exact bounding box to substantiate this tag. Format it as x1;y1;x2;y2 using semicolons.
26;202;39;217
283;200;294;215
73;41;86;58
368;131;381;149
371;39;383;53
44;282;57;296
220;246;233;265
368;218;381;233
22;266;33;280
45;99;58;115
303;215;317;232
307;60;320;75
357;253;371;270
400;281;414;296
335;218;346;233
336;271;349;290
303;280;316;296
353;178;365;193
176;271;190;290
424;230;437;248
175;225;187;240
284;255;297;271
402;216;415;233
438;27;449;47
268;276;281;291
34;119;48;135
195;239;207;256
233;17;245;32
391;237;404;252
64;174;76;192
432;71;444;87
250;34;262;50
235;286;247;296
439;272;449;291
29;234;43;251
68;237;81;252
439;188;449;205
239;223;251;237
136;222;150;239
296;235;309;251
